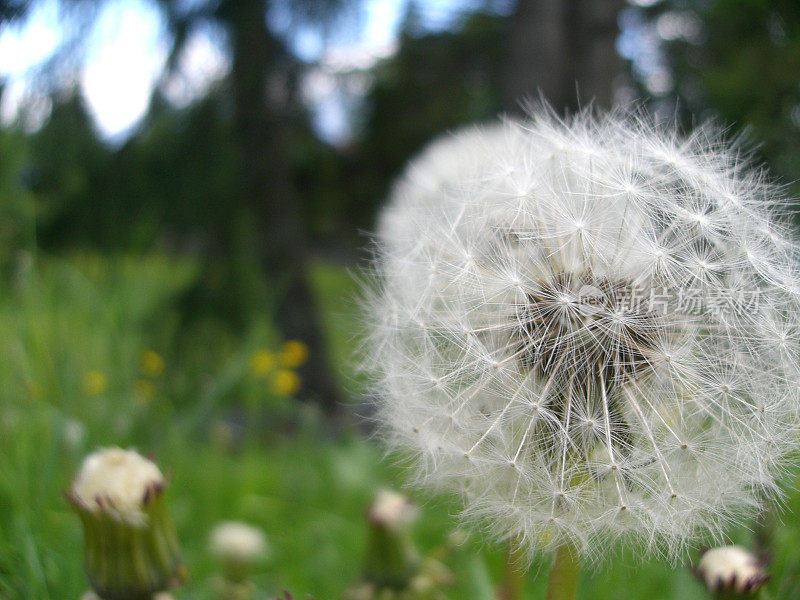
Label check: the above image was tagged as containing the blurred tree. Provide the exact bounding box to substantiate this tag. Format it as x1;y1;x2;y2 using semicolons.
646;0;800;200
0;0;101;85
219;0;341;414
27;92;111;247
344;0;629;236
151;0;357;416
504;0;625;114
0;0;27;23
345;10;509;233
0;124;38;271
503;0;626;115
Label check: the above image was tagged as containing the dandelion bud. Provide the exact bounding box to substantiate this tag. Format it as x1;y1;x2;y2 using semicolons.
368;490;416;531
345;492;453;600
363;491;419;590
210;521;268;584
363;108;800;561
68;448;184;600
697;546;768;595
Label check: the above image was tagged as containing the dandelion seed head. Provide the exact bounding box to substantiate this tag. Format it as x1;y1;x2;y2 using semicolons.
362;108;800;562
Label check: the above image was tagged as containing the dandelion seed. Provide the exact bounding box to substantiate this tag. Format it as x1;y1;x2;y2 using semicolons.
362;108;800;563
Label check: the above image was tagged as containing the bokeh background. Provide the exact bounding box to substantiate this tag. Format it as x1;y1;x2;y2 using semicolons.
1;0;800;598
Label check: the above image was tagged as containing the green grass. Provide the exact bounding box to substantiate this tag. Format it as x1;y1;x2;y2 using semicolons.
309;260;366;395
1;252;799;599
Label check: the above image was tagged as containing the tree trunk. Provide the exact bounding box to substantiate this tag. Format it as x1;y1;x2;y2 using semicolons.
503;0;625;116
219;0;343;417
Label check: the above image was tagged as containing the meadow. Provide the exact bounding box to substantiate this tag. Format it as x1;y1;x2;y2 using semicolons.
2;250;800;600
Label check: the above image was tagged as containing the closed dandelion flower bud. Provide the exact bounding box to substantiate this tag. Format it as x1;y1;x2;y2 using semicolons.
210;521;267;584
68;448;184;600
368;490;416;531
363;109;800;562
363;491;419;590
697;546;768;595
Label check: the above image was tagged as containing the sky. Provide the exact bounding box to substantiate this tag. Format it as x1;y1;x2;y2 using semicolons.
0;0;473;142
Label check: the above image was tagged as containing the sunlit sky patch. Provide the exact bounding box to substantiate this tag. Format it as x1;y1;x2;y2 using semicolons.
80;0;167;136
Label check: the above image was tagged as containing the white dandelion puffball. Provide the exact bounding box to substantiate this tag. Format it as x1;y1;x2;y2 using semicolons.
363;109;800;561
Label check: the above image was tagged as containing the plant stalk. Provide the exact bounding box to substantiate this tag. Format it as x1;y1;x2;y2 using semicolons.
497;541;526;600
545;542;580;600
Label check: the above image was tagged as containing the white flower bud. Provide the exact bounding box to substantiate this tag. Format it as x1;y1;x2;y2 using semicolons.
697;546;768;594
69;448;184;599
210;521;267;583
363;108;800;562
363;491;418;590
368;490;417;531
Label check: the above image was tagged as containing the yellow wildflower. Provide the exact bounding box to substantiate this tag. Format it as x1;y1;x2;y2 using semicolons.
82;371;108;396
140;350;165;377
271;369;301;396
249;350;275;377
279;340;308;368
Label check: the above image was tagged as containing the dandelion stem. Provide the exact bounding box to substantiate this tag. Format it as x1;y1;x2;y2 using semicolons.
545;542;580;600
497;540;526;600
